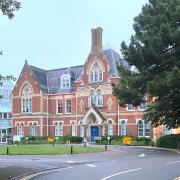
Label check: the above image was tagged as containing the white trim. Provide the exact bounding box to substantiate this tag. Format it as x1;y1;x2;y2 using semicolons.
126;104;135;111
27;121;38;125
119;119;128;124
81;107;105;125
107;118;114;124
53;121;64;125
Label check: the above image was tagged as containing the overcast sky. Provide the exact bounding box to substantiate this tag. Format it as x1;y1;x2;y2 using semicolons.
0;0;148;79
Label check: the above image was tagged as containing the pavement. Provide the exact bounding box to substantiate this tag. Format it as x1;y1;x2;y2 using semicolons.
0;145;179;180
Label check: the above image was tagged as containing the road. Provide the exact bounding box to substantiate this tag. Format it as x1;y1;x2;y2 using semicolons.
0;145;179;180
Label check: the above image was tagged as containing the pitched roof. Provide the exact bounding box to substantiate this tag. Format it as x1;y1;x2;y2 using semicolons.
29;49;129;94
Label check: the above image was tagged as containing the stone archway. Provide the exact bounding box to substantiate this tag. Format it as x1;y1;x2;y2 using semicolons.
81;107;107;142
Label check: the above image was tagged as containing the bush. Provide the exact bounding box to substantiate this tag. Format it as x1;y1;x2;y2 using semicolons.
157;134;180;149
56;136;83;144
20;136;83;144
133;137;151;145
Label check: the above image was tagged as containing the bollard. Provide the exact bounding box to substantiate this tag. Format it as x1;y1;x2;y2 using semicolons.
105;144;107;150
71;145;73;154
7;147;9;155
52;142;54;146
84;142;86;148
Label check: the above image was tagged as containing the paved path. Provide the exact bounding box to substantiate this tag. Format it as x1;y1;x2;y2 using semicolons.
0;145;179;180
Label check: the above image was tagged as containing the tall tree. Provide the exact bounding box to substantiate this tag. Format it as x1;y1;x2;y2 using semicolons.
0;0;21;19
0;0;20;89
112;0;180;129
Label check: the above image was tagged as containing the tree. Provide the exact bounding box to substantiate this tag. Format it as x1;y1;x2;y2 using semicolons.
112;0;180;129
0;0;20;90
0;0;21;19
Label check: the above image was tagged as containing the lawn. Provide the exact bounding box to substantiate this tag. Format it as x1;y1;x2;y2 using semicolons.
0;145;104;155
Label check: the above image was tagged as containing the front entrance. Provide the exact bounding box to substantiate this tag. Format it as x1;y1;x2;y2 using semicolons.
91;126;99;142
0;129;7;143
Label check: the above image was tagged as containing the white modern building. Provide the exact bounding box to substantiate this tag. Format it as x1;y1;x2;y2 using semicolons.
0;80;13;143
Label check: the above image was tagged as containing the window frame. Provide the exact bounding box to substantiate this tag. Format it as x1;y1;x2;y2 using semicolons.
65;99;71;114
57;99;63;114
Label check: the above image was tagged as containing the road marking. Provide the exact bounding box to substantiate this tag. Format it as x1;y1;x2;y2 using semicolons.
101;168;142;180
138;153;146;157
66;160;82;163
165;160;180;165
20;166;73;180
85;164;96;167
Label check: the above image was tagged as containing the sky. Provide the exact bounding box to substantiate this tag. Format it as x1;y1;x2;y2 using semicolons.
0;0;148;79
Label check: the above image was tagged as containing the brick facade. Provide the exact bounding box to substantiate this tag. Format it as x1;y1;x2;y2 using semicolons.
12;27;155;142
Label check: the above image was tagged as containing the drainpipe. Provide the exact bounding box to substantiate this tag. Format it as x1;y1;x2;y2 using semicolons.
76;93;78;136
46;75;49;137
117;101;120;135
46;94;49;137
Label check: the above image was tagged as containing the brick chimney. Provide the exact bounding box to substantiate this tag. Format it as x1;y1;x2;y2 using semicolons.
91;27;103;52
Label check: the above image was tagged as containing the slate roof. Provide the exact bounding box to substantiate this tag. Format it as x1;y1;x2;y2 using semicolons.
29;49;129;94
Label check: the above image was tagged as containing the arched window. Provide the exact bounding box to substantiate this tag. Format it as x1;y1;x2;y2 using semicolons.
29;123;33;136
61;74;70;88
108;120;113;136
89;90;96;107
21;84;32;113
71;122;76;136
137;120;150;137
138;120;144;137
17;123;24;137
29;122;37;136
80;122;84;137
121;120;126;136
55;122;63;136
97;90;103;106
89;61;103;83
89;90;103;107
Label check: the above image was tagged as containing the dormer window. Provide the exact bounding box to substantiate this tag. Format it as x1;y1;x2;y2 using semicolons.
61;74;70;88
89;61;103;83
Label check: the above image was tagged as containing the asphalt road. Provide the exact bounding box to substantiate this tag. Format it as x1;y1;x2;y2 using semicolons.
0;145;179;180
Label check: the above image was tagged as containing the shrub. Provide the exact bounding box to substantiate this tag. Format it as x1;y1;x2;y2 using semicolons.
157;134;180;149
133;137;151;145
57;136;83;144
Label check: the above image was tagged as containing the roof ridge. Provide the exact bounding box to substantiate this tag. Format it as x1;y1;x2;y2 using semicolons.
47;65;83;72
29;65;46;72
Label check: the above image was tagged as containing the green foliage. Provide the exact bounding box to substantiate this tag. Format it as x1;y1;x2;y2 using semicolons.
0;0;21;19
19;136;83;144
112;0;180;128
133;137;151;145
57;136;83;143
157;134;180;149
20;136;48;144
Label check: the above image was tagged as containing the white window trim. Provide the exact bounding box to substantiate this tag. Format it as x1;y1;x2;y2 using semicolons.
60;74;71;89
65;99;72;114
137;119;150;138
138;102;147;111
56;99;63;114
119;119;127;136
126;104;135;111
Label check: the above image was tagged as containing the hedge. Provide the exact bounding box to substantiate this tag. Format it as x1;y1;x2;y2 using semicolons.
156;134;180;149
18;136;83;144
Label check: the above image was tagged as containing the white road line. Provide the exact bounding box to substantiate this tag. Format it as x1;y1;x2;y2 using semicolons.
101;168;142;180
85;164;96;167
20;166;73;180
66;160;82;163
138;153;146;157
33;163;57;168
165;160;180;165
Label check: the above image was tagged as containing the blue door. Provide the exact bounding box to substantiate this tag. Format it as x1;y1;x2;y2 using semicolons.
91;126;99;142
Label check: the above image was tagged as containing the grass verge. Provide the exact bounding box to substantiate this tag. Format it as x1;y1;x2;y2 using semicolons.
0;145;104;155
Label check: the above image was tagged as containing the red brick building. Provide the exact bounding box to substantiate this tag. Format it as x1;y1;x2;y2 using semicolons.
12;27;153;142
